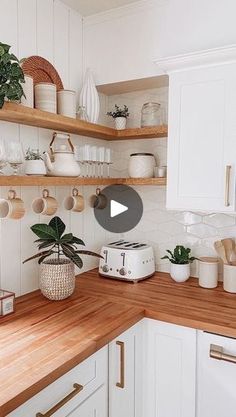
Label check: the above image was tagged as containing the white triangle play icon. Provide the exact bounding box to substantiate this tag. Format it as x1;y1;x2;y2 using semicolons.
110;200;128;218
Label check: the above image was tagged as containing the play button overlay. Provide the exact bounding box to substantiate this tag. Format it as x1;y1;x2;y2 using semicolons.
110;200;128;218
94;184;143;233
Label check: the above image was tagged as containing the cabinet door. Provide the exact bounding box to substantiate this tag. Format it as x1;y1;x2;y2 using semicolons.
144;319;196;417
68;384;108;417
167;63;236;212
197;331;236;417
109;321;144;417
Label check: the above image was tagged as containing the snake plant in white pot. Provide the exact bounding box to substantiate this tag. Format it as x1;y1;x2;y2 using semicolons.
23;216;102;300
161;245;197;283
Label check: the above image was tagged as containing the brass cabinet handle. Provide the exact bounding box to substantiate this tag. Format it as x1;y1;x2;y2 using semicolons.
36;383;83;417
225;165;231;207
210;344;236;364
116;341;125;389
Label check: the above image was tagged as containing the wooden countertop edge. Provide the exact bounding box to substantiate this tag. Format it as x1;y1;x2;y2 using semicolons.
0;307;144;416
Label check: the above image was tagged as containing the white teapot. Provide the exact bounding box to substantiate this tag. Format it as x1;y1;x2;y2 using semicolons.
44;133;80;177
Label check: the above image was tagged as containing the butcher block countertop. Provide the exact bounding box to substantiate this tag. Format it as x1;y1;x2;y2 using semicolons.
1;270;236;415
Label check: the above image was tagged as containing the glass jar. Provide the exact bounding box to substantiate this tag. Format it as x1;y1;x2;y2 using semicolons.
141;102;161;127
76;106;89;121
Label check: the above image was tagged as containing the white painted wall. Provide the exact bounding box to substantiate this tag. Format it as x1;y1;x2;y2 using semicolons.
0;0;109;296
84;0;236;85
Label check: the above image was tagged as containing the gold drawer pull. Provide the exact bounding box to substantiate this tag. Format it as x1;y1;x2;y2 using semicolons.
116;340;125;389
36;383;83;417
225;165;231;207
210;344;236;364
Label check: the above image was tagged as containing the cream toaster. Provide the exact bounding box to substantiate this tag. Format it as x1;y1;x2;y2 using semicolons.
99;240;155;282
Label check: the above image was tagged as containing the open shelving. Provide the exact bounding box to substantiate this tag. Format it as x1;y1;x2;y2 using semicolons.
0;176;167;187
0;103;168;141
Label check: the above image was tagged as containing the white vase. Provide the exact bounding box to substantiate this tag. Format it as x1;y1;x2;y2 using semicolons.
170;263;190;283
25;160;46;176
115;117;127;130
79;69;100;123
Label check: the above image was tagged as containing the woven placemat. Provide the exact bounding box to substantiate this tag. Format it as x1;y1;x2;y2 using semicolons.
22;56;64;91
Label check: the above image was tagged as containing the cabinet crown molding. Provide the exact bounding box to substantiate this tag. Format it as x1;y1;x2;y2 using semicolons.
154;45;236;73
84;0;168;26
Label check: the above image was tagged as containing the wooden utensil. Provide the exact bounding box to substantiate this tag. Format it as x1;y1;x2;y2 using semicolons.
221;238;235;264
214;240;229;264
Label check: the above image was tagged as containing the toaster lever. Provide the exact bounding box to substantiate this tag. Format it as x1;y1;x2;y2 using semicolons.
121;252;125;266
103;250;108;263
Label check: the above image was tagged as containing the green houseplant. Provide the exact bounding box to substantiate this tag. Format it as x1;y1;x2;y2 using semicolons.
0;42;25;108
161;245;197;283
23;216;102;300
24;148;46;176
107;104;129;130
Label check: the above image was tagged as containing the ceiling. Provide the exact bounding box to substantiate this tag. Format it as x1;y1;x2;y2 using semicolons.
62;0;138;16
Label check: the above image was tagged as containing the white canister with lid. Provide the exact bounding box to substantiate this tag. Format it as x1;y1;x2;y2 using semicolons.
198;257;219;288
57;89;76;118
35;82;57;113
128;153;155;178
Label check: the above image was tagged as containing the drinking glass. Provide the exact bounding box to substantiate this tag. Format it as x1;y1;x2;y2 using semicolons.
104;148;112;177
0;139;7;175
7;141;24;175
98;147;105;178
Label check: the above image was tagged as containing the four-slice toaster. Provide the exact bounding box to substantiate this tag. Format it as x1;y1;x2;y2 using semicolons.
99;240;155;282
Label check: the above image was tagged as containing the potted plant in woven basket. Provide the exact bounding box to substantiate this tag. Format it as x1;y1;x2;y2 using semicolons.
107;104;129;130
161;245;197;283
23;216;102;300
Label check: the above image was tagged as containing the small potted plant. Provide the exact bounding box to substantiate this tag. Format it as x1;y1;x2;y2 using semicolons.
161;245;197;283
23;216;102;300
25;148;47;176
107;104;129;130
0;42;25;108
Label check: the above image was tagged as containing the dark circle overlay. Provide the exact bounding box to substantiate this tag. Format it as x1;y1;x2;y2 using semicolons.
94;184;143;233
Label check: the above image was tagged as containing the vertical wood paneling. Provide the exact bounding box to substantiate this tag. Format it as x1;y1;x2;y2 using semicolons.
53;0;70;87
0;0;106;295
37;0;54;60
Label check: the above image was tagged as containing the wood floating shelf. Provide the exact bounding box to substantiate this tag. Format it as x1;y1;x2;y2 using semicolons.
0;103;168;140
0;176;167;187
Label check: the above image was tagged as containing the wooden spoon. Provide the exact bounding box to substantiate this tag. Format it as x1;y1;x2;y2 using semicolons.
214;240;229;264
221;238;234;265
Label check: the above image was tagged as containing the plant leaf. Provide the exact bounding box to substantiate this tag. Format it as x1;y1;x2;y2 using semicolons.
38;241;55;250
71;236;85;246
23;250;53;264
60;233;73;243
49;216;65;238
38;252;54;264
31;224;58;240
61;244;83;269
75;250;103;259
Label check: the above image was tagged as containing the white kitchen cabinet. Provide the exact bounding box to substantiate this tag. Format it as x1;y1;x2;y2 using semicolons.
167;62;236;212
8;347;108;417
144;319;197;417
109;321;144;417
197;330;236;417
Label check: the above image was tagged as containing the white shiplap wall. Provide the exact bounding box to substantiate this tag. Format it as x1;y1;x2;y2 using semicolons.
0;0;108;296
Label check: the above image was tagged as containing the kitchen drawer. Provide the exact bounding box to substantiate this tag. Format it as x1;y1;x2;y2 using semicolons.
197;331;236;417
8;346;108;417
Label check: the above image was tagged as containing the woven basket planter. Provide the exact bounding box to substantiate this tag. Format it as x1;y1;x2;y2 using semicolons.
40;259;75;300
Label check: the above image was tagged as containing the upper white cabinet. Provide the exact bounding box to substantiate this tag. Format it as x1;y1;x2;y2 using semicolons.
197;331;236;417
109;321;144;417
166;61;236;212
144;319;197;417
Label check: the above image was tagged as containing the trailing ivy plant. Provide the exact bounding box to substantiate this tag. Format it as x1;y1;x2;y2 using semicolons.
161;245;197;265
0;42;25;108
23;216;102;268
